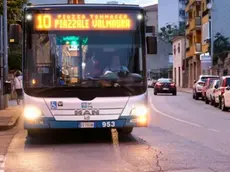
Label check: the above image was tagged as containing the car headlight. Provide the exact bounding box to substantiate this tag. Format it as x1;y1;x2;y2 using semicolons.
130;105;148;124
131;105;148;116
24;106;42;120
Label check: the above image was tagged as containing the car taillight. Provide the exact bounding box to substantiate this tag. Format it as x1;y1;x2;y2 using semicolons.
156;83;161;87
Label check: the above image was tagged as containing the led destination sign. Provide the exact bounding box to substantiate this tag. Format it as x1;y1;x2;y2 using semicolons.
34;13;134;30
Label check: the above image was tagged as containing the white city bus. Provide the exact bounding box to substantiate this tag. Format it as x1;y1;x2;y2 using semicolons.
19;3;156;136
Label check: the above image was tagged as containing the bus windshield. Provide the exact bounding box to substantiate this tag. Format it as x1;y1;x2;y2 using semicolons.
23;10;146;98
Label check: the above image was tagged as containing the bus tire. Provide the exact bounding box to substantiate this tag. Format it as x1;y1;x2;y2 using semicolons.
27;129;39;137
117;127;133;135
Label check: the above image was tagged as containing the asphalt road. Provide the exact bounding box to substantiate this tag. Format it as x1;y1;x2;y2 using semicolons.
2;89;230;172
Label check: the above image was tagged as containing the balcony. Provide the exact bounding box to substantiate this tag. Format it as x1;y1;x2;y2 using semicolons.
194;43;202;54
186;43;202;57
186;28;190;35
202;43;209;53
186;45;194;57
189;16;201;31
202;9;210;17
185;0;201;12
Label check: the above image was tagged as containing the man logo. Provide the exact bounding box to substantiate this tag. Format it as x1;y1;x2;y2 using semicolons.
84;115;90;120
74;109;99;116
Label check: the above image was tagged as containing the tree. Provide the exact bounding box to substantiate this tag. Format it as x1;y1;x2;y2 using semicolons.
158;24;185;44
0;0;29;24
210;33;230;65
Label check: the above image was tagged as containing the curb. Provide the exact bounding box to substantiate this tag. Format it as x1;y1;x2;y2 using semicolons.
0;115;21;131
178;91;192;94
177;89;193;94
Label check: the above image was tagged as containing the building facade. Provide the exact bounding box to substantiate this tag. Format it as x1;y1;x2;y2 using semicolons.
158;0;187;31
172;36;185;87
185;0;202;88
201;0;230;75
185;0;230;86
144;4;172;76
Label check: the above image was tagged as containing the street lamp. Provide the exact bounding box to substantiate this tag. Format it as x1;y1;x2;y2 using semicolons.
207;1;213;73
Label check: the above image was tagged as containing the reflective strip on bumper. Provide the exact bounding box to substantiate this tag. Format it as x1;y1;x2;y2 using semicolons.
24;116;147;129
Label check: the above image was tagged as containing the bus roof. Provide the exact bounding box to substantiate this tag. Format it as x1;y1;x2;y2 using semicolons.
25;3;142;11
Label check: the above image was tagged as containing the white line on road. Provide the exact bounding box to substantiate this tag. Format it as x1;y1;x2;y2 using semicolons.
148;95;226;133
149;97;203;128
208;128;220;132
0;155;6;172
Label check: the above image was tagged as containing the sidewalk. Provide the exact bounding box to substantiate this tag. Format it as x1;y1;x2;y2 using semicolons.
0;100;23;131
177;87;193;94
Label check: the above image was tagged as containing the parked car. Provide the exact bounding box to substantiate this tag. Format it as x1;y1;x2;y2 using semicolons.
193;75;219;100
148;79;153;88
154;78;177;95
214;76;230;111
205;79;220;105
202;77;219;101
148;79;157;88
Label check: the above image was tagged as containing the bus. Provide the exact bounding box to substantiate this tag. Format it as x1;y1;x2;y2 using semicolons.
18;3;156;136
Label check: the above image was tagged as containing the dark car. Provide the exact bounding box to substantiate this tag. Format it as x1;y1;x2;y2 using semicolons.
154;78;177;95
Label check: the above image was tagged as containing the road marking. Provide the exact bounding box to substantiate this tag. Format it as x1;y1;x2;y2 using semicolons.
148;91;226;134
208;128;220;132
0;155;5;172
149;97;203;128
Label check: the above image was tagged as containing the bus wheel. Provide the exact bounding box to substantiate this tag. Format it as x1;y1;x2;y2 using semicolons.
27;129;39;138
117;127;133;135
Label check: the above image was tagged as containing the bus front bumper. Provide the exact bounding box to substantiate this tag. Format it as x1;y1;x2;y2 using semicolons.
24;116;148;129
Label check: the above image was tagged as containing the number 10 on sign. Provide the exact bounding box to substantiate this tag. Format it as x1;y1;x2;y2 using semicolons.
36;14;52;29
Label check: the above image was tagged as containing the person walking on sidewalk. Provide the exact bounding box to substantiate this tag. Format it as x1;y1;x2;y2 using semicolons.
13;70;23;105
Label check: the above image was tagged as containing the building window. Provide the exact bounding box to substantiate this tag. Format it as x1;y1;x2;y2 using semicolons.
174;45;176;54
146;26;154;33
178;43;180;53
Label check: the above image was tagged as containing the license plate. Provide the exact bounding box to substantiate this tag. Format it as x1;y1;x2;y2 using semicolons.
80;122;94;128
163;88;169;90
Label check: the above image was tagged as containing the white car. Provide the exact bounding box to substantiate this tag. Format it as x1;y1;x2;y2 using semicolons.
148;79;153;88
205;79;220;105
193;75;219;100
215;76;230;111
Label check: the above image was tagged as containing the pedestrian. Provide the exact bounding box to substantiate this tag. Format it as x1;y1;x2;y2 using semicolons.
13;70;23;105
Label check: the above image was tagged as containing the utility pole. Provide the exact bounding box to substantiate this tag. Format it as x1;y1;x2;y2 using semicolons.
207;0;213;74
3;0;8;108
0;16;4;110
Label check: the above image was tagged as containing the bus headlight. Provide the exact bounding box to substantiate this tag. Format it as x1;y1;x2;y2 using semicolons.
131;105;148;124
24;106;42;120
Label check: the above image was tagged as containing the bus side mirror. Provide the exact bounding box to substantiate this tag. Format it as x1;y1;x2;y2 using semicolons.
9;24;21;44
146;36;157;54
